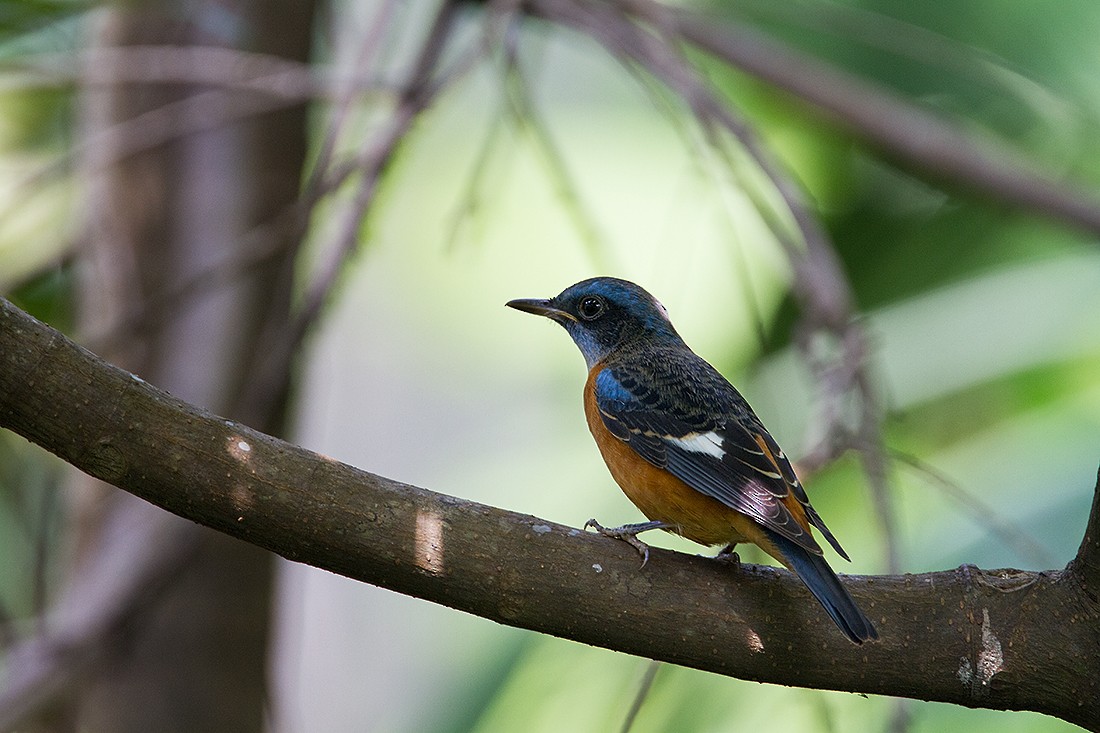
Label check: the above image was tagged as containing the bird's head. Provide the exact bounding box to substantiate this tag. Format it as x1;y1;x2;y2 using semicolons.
506;277;682;368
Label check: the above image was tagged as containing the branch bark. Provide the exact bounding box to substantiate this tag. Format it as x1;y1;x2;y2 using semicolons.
1070;467;1100;597
1;298;1098;730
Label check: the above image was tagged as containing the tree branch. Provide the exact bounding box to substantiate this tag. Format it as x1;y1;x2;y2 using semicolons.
1070;466;1100;597
524;0;1100;238
664;6;1100;238
239;0;471;419
1;298;1098;729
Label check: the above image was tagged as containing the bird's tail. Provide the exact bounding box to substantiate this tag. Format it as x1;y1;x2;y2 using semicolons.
765;530;878;644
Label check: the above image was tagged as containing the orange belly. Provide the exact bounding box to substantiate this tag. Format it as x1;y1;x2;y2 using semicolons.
583;368;782;559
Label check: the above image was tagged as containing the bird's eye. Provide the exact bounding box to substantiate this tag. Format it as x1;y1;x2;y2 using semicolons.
578;296;604;321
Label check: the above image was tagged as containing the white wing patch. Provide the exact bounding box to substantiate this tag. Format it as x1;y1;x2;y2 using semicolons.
669;431;726;459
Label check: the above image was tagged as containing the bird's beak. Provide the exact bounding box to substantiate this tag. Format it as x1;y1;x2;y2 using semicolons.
505;298;575;323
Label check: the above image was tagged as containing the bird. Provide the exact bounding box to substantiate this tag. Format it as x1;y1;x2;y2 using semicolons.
506;277;878;644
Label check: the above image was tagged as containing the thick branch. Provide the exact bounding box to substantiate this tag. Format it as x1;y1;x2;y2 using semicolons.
1070;466;1100;595
1;297;1098;729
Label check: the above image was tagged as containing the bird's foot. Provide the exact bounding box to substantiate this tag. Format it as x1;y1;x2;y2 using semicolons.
584;519;671;568
714;544;741;566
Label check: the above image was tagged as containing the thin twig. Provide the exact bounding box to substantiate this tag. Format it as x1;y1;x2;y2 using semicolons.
445;8;533;252
729;0;1075;128
236;0;477;418
620;660;661;733
0;65;387;255
303;0;402;199
0;46;373;99
500;25;612;270
668;8;1100;237
892;449;1058;569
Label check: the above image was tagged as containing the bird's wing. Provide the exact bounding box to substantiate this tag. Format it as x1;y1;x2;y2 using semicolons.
750;423;849;560
594;360;848;559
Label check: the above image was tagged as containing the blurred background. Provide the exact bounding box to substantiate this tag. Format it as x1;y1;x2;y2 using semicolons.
0;0;1098;731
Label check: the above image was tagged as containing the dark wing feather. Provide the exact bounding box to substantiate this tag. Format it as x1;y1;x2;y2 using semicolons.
594;352;847;559
751;423;849;560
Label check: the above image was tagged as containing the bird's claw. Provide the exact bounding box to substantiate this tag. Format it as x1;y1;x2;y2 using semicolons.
714;544;741;566
584;518;653;567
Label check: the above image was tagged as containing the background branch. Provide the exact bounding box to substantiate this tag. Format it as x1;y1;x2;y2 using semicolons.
664;7;1100;237
521;0;1100;238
